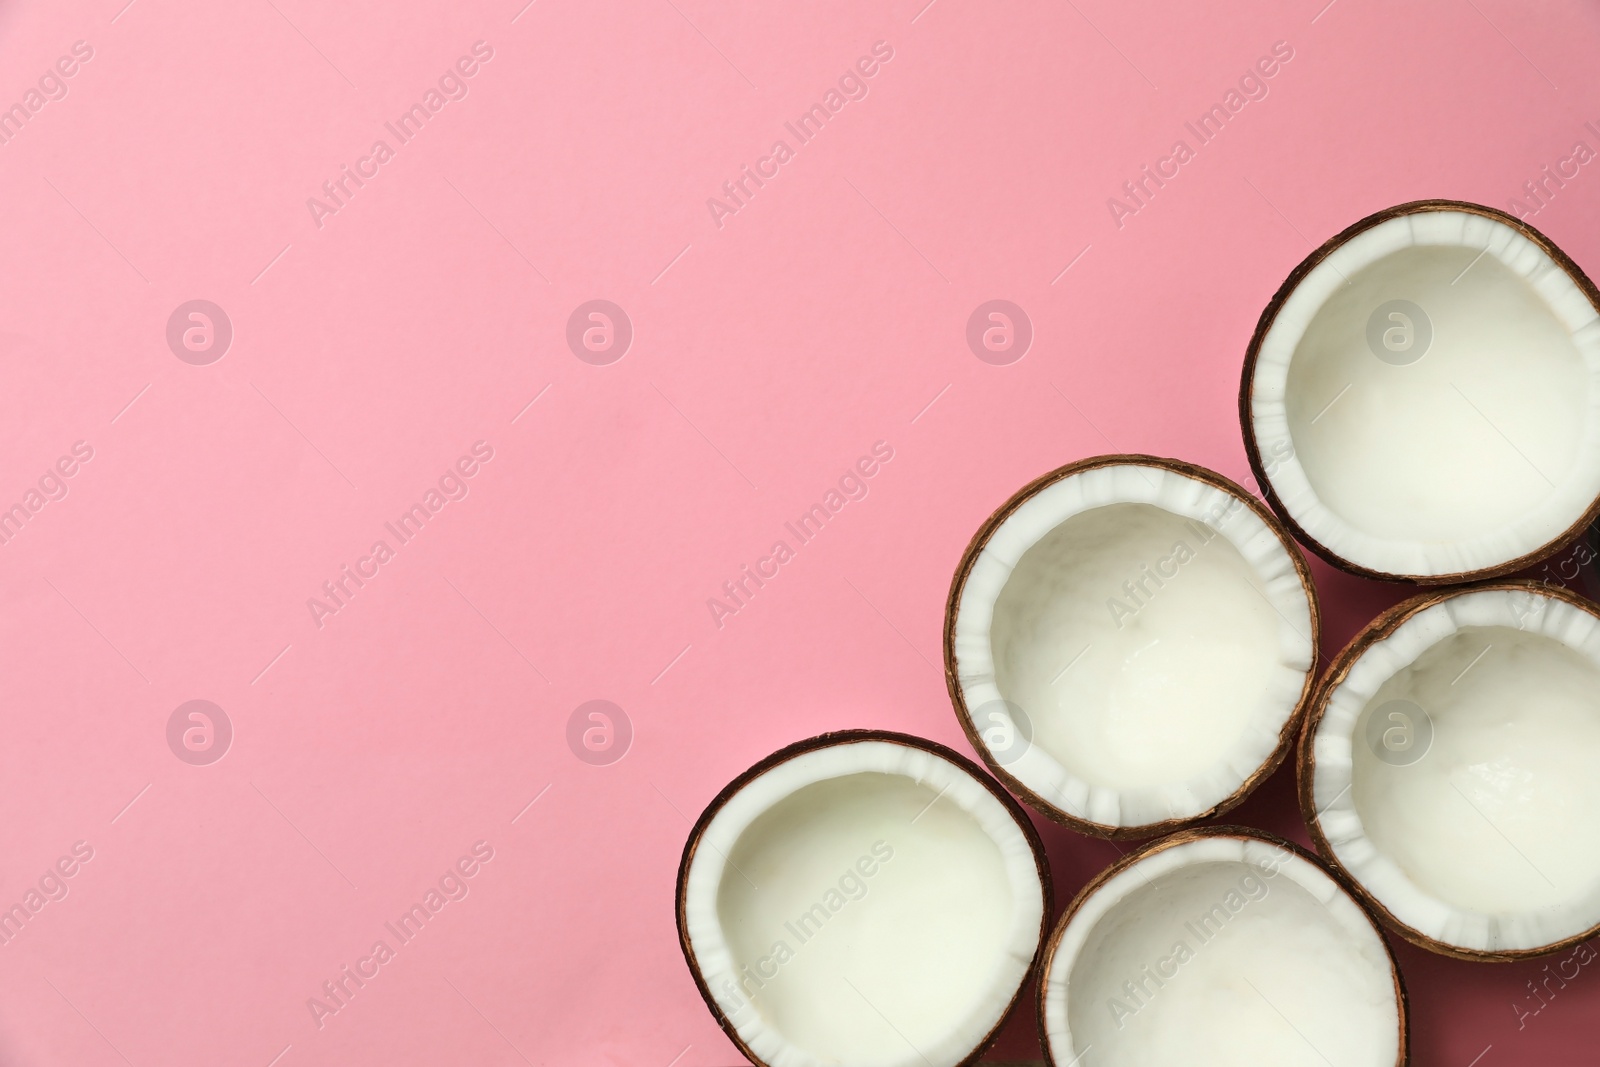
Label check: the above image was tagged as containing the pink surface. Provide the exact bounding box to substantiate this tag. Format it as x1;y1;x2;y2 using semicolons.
1;0;1599;1064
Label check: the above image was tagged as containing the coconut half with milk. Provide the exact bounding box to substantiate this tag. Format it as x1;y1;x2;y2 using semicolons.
676;730;1050;1067
1302;580;1600;959
945;455;1319;838
1038;827;1406;1067
1242;199;1600;583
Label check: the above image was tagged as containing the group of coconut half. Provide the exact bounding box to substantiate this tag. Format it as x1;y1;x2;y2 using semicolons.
675;200;1600;1067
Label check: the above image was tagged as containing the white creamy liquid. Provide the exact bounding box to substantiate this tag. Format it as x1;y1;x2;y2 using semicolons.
1067;859;1398;1067
1285;245;1586;543
989;502;1279;791
715;773;1015;1065
1354;625;1600;914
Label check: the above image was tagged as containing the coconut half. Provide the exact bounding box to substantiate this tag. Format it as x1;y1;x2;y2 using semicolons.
1302;580;1600;960
945;455;1319;838
675;730;1050;1067
1038;827;1407;1067
1243;199;1600;583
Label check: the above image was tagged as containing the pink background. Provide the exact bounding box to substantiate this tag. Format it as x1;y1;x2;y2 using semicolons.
0;0;1598;1063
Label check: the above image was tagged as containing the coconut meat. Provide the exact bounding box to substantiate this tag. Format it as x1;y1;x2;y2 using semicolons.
1042;835;1400;1067
953;462;1314;830
1251;208;1600;577
681;739;1045;1067
1312;587;1600;953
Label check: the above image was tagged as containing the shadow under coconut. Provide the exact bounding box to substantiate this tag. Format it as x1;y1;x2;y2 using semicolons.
977;805;1128;1063
965;746;1600;1067
1384;935;1600;1066
1302;554;1417;656
976;761;1330;1062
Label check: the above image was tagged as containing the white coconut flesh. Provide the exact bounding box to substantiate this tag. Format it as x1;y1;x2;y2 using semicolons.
1310;586;1600;954
951;462;1315;831
1042;834;1401;1067
680;739;1046;1067
1250;207;1600;578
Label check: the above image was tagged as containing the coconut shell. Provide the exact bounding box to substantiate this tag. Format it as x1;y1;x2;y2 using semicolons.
674;728;1054;1067
1035;824;1409;1067
943;454;1321;840
1240;199;1600;585
1298;578;1600;961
